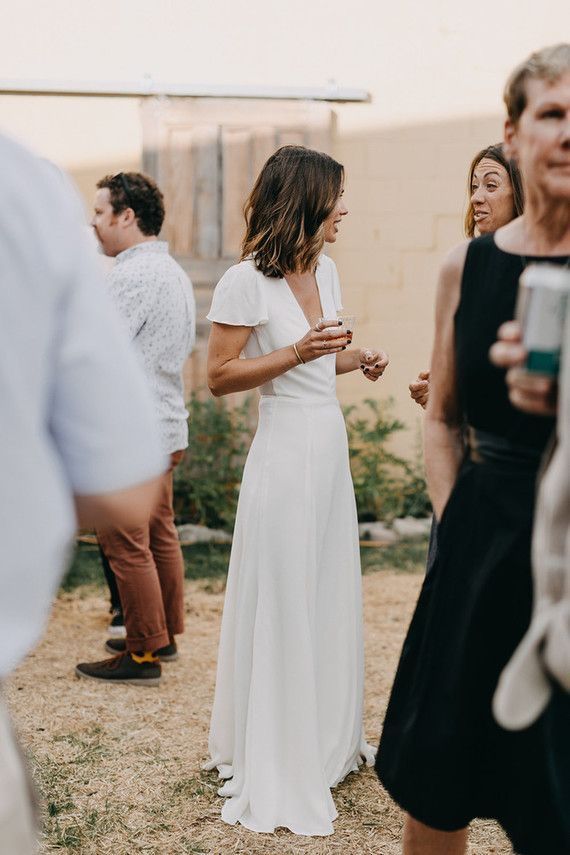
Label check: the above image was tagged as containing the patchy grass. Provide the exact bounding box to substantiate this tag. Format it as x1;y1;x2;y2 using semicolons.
29;726;127;851
360;536;429;574
62;542;233;590
62;542;232;591
62;538;428;592
7;571;511;854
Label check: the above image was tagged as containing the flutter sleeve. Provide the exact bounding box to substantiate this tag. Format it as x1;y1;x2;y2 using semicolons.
207;262;269;327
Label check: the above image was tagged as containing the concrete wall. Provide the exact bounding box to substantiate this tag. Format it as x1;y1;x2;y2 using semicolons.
2;0;569;455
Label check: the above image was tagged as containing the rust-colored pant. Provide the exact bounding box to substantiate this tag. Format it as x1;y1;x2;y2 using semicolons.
97;451;185;652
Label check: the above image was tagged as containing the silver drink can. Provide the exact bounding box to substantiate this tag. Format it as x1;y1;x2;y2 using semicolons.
516;264;570;376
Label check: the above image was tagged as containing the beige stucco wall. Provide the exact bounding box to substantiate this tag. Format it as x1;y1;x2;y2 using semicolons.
2;0;569;456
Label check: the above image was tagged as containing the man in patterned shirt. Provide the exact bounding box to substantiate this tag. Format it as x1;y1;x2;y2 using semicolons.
76;172;196;686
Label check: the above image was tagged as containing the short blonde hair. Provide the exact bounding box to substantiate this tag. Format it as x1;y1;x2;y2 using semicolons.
504;43;570;124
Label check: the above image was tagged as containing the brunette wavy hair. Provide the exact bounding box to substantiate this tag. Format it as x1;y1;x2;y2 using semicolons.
464;144;524;238
241;146;344;277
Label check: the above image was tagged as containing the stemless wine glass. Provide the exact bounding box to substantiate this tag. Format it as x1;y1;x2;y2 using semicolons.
317;312;356;346
337;312;356;338
317;312;356;333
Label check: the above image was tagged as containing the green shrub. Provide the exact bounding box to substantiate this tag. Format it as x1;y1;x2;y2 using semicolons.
399;449;433;519
173;395;252;530
344;398;431;522
174;393;431;531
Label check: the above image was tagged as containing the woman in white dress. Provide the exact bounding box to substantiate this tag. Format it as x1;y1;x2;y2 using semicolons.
204;145;389;836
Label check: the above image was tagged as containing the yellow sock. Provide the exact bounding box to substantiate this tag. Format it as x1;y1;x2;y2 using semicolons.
131;651;159;664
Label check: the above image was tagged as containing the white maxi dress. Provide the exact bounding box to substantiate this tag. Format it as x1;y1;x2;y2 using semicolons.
204;254;374;836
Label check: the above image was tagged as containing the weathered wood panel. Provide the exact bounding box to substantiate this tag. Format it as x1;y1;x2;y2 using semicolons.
141;97;335;398
251;126;278;178
191;125;220;259
276;128;306;148
163;126;194;255
221;127;252;257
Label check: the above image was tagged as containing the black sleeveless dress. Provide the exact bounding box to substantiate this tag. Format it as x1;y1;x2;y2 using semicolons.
375;235;569;855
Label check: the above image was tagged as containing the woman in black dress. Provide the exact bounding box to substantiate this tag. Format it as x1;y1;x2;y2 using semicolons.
376;43;570;855
409;145;524;580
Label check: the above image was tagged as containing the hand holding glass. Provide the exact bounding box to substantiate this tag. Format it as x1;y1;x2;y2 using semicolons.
317;312;355;343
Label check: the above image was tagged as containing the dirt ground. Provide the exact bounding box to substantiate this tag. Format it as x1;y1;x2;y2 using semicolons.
7;571;511;854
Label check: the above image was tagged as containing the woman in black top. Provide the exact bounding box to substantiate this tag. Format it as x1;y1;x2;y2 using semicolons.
376;43;570;855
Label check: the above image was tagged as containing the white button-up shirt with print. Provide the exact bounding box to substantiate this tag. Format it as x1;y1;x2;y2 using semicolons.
108;241;196;455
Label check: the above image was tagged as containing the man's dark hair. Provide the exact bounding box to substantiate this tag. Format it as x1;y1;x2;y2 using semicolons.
97;172;165;236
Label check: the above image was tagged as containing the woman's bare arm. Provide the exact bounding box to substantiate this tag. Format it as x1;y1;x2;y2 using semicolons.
424;242;469;519
207;320;349;397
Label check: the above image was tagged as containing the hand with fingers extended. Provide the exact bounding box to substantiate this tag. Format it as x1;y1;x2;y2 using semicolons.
294;318;350;364
359;348;389;381
409;370;430;408
489;320;558;416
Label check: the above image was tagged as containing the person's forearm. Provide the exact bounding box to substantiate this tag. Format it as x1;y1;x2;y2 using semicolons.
208;345;299;396
335;348;360;375
424;417;464;520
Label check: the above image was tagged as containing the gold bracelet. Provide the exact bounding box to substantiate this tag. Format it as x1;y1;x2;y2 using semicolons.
293;342;305;364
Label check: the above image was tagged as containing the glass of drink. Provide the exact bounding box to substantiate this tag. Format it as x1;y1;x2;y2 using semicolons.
317;312;356;345
337;312;356;339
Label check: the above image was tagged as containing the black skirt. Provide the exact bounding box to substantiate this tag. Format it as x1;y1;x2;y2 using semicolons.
375;456;570;855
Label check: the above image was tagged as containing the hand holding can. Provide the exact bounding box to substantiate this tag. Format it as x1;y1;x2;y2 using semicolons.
516;264;570;376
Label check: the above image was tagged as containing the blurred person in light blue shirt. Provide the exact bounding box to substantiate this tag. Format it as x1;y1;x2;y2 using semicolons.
0;134;165;853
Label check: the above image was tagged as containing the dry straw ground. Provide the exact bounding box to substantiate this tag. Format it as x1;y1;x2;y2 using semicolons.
7;570;512;854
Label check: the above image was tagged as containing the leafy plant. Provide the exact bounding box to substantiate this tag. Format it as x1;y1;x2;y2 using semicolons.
399;447;432;520
172;393;430;532
344;397;431;522
173;395;253;530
